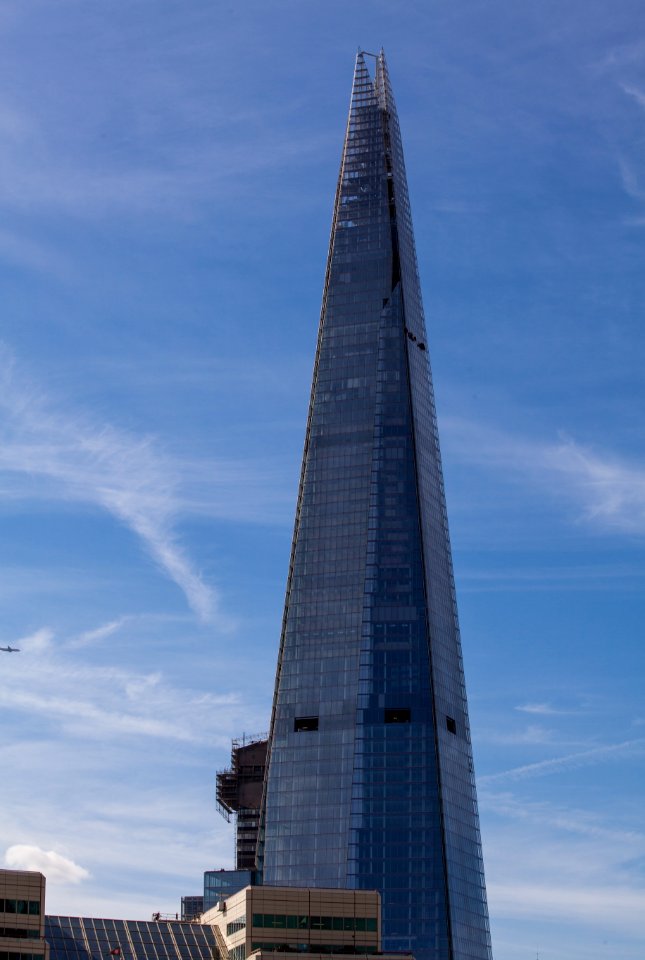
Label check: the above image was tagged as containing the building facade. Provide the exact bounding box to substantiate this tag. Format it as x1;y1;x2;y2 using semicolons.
2;868;216;960
259;52;492;960
203;885;390;960
203;872;254;914
0;870;48;960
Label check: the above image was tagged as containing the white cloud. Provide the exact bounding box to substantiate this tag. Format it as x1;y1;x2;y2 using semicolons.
481;791;645;945
69;618;131;649
1;687;191;741
618;157;645;204
599;39;645;70
0;638;243;744
124;672;162;701
15;628;54;653
444;417;645;535
0;86;331;220
0;346;220;623
0;616;263;749
4;844;89;884
488;880;645;936
621;83;645;110
479;723;557;746
515;702;575;716
0;227;72;279
480;737;645;784
480;791;645;846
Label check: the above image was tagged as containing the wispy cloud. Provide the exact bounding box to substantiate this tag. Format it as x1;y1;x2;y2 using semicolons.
481;791;645;846
488;880;645;936
0;346;220;623
444;417;645;535
598;39;645;71
621;83;645;111
69;617;132;649
0;227;72;279
458;562;645;593
0;86;331;220
4;844;90;884
0;623;252;745
480;737;645;784
515;701;577;716
481;791;645;943
18;627;55;654
618;156;645;203
479;724;557;746
3;687;194;741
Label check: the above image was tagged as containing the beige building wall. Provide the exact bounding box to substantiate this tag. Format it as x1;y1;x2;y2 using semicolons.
0;869;49;960
203;886;381;960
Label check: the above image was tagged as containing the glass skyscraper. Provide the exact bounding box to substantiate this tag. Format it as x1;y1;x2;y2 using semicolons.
259;51;493;960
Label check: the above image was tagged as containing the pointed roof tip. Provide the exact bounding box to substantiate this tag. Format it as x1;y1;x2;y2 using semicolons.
356;48;381;82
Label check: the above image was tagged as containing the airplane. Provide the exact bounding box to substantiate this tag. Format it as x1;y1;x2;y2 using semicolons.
0;646;20;653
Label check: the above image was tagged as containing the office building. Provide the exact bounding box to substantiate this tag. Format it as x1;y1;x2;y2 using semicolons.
1;870;215;960
258;51;492;960
0;870;48;960
202;885;408;960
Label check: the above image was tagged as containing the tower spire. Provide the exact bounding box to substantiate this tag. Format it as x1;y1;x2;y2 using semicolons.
259;53;493;960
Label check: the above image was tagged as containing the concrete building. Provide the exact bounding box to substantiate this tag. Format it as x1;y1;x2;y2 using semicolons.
1;868;215;960
202;885;410;960
2;868;401;960
0;869;48;960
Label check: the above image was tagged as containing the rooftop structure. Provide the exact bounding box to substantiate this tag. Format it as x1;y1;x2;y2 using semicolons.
216;736;268;871
44;916;215;960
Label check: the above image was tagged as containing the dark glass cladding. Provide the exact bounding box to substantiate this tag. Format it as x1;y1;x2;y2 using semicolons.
44;918;216;960
260;52;492;960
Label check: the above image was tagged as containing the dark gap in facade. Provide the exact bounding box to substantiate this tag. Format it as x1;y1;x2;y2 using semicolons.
294;717;319;732
384;708;411;724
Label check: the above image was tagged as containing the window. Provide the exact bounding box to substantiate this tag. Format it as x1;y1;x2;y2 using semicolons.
446;716;457;735
294;717;318;732
384;708;410;723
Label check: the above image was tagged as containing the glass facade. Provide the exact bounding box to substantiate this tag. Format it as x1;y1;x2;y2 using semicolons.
44;917;215;960
204;871;253;912
259;52;492;960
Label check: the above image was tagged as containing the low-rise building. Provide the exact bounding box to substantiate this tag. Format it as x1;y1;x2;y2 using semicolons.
0;869;49;960
202;885;410;960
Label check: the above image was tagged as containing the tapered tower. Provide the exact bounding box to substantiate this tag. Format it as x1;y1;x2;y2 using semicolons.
259;51;493;960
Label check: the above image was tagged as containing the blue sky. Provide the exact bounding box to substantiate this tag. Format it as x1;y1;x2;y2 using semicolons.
0;1;644;958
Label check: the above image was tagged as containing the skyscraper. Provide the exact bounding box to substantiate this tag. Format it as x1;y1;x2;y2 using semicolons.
258;51;493;960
